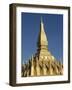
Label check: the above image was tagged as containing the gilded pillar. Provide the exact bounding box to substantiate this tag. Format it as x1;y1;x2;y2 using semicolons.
36;57;40;76
31;55;34;76
43;61;47;75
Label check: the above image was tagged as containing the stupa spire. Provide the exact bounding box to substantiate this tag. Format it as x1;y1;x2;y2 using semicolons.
37;17;48;50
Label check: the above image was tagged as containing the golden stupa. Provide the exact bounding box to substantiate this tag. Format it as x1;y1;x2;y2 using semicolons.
22;18;63;77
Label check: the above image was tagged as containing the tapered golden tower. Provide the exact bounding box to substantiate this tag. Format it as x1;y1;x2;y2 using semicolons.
37;17;49;58
22;18;63;77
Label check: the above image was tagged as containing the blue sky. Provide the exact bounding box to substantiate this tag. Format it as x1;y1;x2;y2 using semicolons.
21;12;63;64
